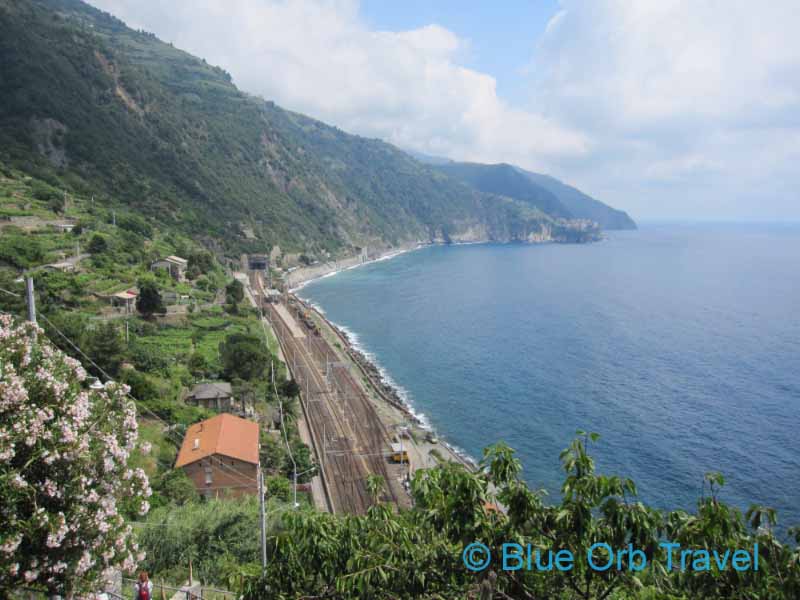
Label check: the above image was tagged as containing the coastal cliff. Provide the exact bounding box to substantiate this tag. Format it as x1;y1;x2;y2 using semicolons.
287;218;600;288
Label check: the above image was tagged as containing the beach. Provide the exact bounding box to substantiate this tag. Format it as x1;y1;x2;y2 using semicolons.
286;241;424;290
288;249;478;474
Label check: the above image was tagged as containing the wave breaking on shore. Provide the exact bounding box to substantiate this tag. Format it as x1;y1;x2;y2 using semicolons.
297;292;478;469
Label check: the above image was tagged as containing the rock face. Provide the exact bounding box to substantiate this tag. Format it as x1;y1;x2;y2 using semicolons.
30;117;68;168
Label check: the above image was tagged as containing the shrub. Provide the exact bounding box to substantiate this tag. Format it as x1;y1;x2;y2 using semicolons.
0;315;152;596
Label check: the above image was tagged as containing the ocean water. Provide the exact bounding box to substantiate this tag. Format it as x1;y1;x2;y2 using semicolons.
298;223;800;527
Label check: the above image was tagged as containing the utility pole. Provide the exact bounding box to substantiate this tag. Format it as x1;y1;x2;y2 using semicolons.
258;466;267;576
25;277;36;324
112;210;116;227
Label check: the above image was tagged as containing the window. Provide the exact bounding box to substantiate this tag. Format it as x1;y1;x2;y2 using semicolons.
204;467;213;485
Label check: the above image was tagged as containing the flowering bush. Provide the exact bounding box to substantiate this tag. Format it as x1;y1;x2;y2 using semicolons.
0;315;151;596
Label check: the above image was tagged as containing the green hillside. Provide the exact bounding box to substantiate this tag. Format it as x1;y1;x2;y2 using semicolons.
0;0;602;256
518;168;637;230
433;161;574;218
410;150;637;231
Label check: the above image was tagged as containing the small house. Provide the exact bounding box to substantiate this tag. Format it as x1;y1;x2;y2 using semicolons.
151;255;188;280
175;414;260;499
110;289;138;314
185;382;237;412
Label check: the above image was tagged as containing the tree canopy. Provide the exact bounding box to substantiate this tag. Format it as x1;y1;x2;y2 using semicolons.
238;435;800;600
219;333;270;381
136;278;166;319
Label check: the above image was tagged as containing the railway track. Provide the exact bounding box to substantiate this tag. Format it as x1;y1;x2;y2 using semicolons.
262;290;401;514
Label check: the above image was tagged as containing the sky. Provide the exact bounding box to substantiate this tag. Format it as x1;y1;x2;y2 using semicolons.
87;0;800;221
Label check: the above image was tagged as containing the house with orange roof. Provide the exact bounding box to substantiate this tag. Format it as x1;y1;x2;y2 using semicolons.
175;413;260;499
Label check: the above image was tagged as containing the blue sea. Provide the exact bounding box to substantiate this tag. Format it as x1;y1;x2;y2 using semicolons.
298;223;800;528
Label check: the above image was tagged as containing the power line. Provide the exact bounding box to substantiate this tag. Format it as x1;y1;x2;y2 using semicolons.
20;278;267;488
36;311;187;449
0;287;21;297
258;300;300;502
208;454;258;484
38;302;261;487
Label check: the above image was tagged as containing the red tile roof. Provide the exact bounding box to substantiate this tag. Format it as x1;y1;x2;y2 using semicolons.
175;413;259;468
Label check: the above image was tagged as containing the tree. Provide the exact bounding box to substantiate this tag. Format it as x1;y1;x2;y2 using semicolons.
260;435;286;475
48;194;65;215
280;379;300;399
226;279;245;313
0;315;151;597
87;234;108;254
155;469;199;507
265;476;291;503
188;352;212;378
284;442;316;484
120;369;160;403
240;433;800;600
0;270;26;317
136;278;166;319
136;497;265;588
188;251;214;275
87;321;125;377
219;333;268;381
365;474;385;505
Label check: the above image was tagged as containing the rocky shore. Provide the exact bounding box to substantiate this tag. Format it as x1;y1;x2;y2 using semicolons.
296;296;477;470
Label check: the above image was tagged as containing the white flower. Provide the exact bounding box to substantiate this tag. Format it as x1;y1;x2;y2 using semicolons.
23;569;39;582
0;318;151;590
0;534;22;554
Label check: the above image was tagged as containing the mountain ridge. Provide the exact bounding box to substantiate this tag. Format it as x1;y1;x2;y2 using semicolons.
0;0;617;256
408;150;636;231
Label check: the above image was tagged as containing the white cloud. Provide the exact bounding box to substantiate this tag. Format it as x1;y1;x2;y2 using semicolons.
88;0;800;219
531;0;800;218
89;0;588;173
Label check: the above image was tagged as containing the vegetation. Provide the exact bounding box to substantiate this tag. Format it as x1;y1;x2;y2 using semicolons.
0;316;151;597
1;3;791;600
236;436;800;600
134;496;265;587
431;161;637;231
136;277;166;318
0;164;314;594
0;0;614;259
434;162;574;218
219;332;270;382
225;279;245;313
